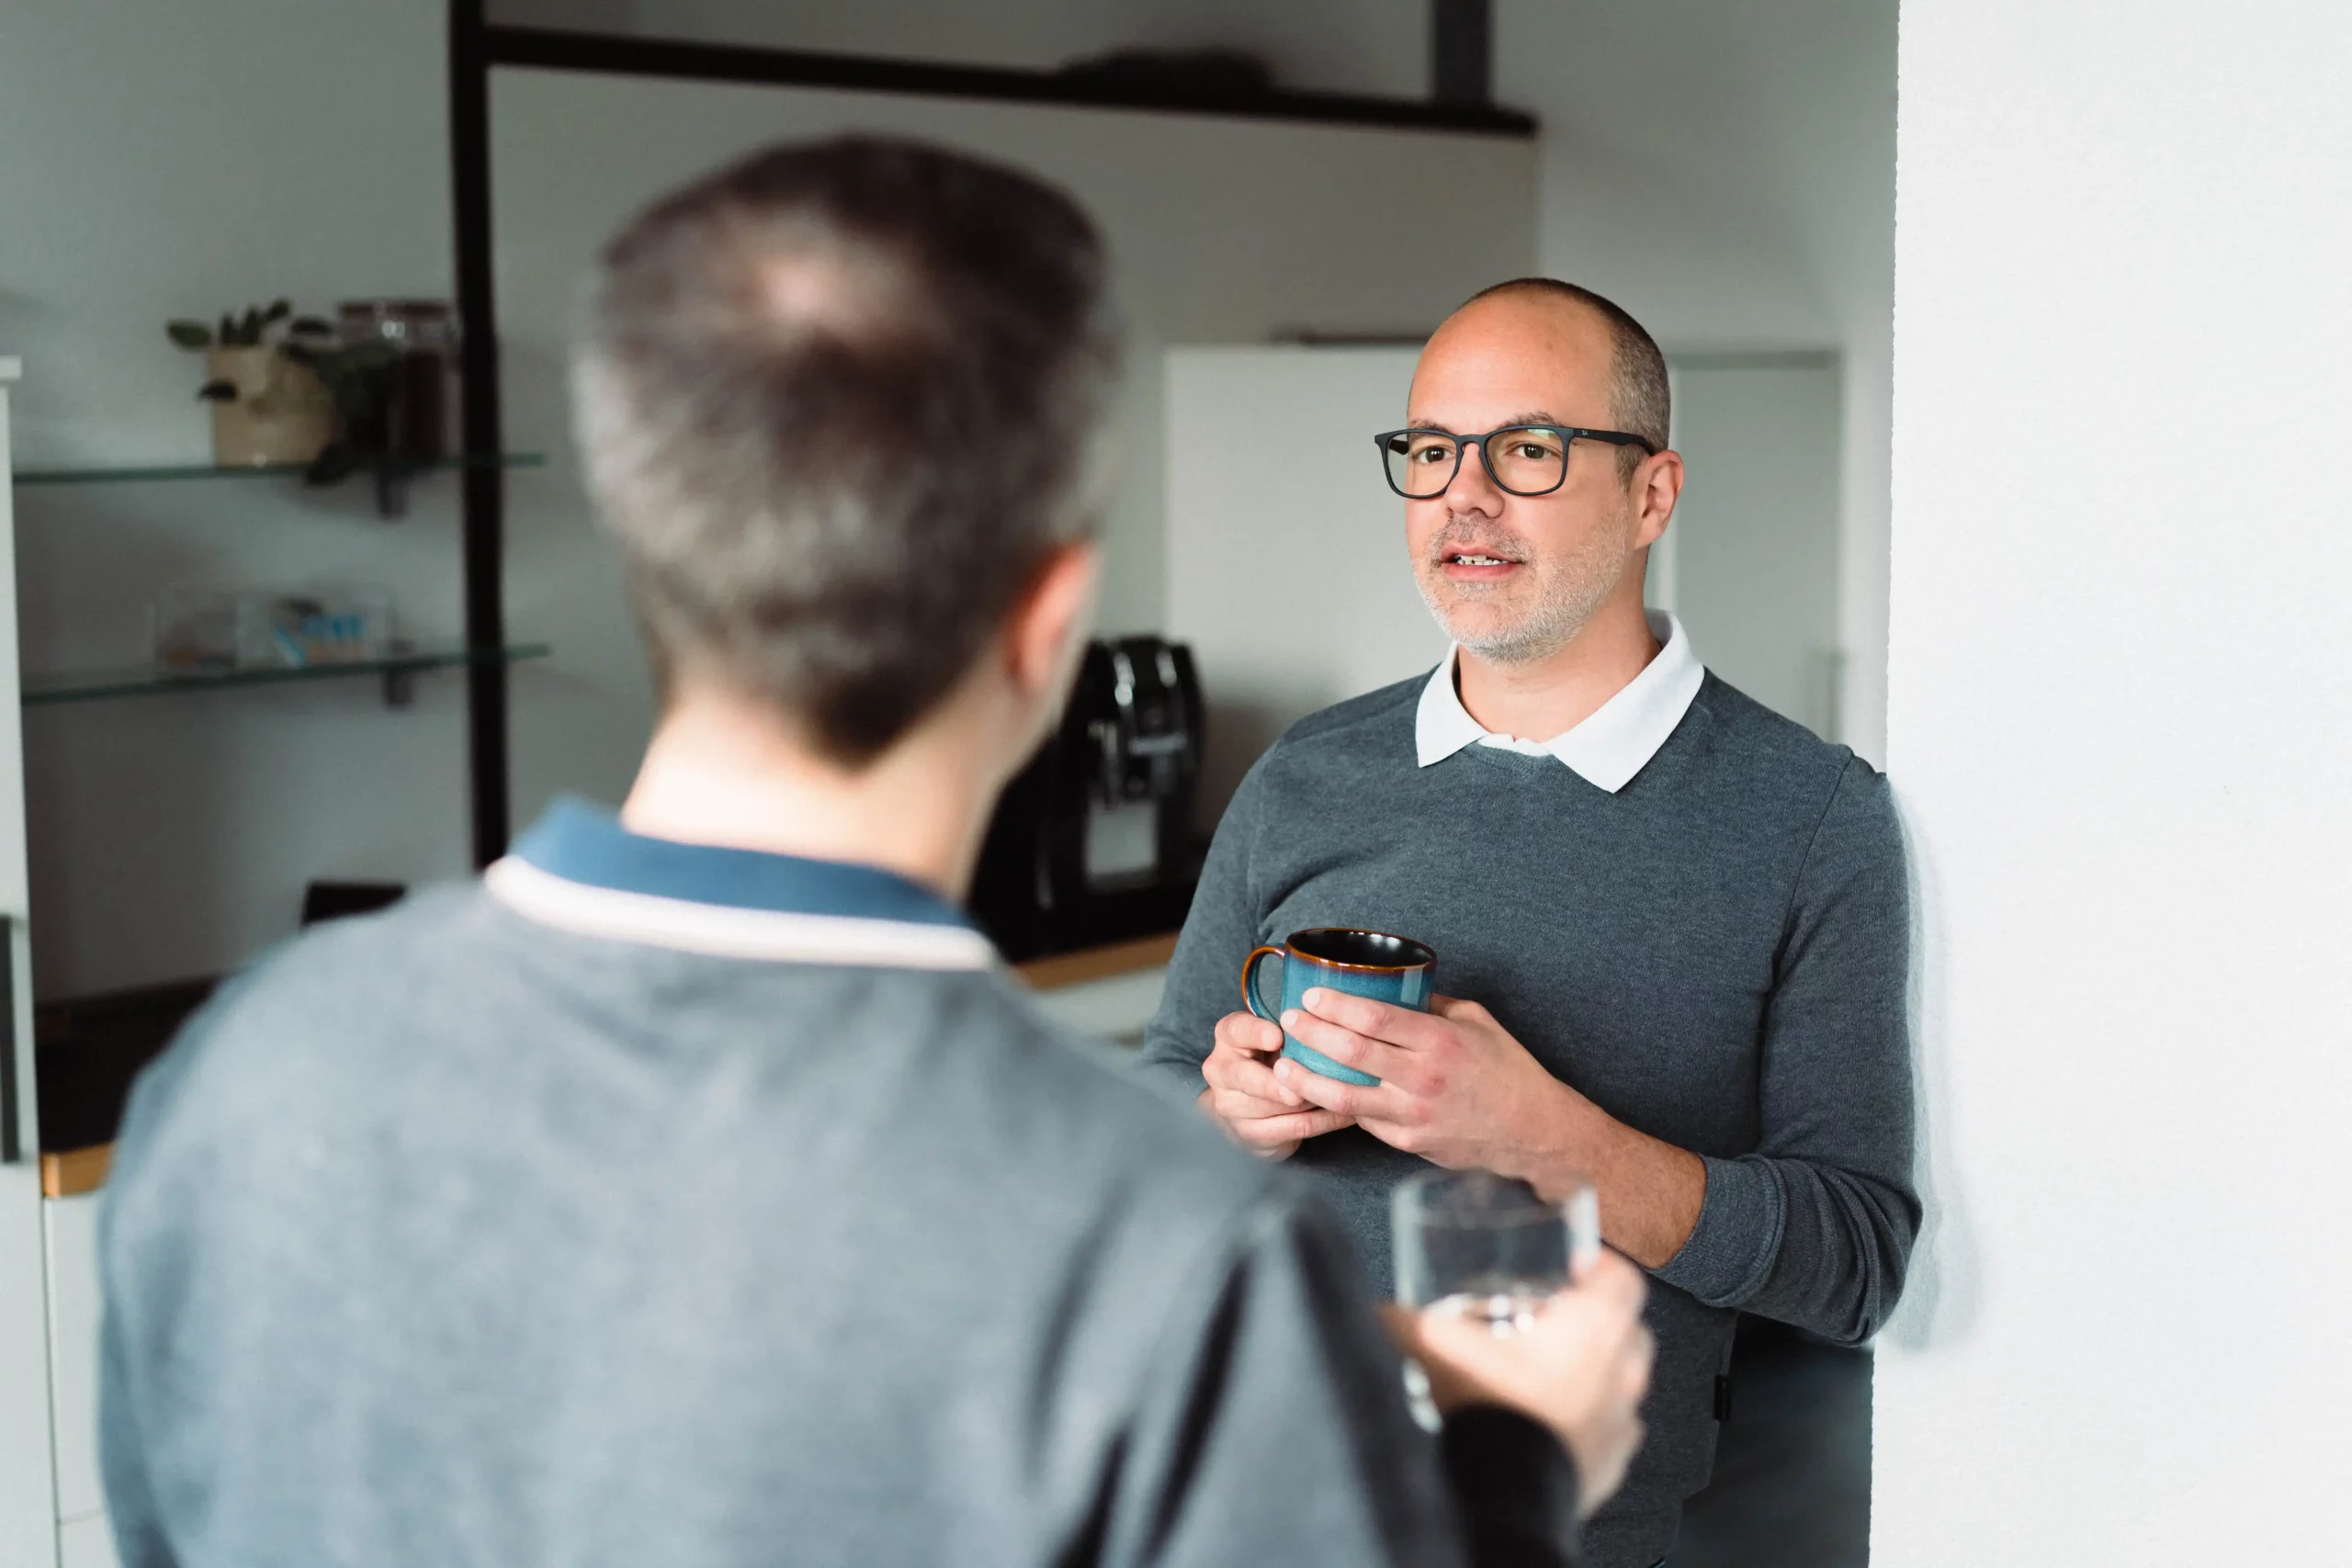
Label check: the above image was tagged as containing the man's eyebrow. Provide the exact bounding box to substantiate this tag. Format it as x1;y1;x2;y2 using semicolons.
1402;411;1566;434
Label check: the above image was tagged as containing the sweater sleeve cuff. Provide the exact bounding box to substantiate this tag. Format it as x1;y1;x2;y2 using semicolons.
1437;1405;1582;1566
1651;1153;1786;1306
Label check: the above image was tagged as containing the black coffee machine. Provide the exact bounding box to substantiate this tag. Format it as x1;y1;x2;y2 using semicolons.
969;636;1206;961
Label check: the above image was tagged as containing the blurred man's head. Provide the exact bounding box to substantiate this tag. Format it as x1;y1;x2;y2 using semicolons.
1403;279;1680;665
573;137;1119;773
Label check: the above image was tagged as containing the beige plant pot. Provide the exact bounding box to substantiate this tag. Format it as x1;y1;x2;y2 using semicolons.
205;345;334;468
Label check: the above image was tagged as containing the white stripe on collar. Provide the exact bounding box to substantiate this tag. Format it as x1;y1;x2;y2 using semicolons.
485;857;997;970
1415;610;1706;793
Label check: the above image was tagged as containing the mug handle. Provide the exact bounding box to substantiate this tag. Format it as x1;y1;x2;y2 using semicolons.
1240;946;1286;1023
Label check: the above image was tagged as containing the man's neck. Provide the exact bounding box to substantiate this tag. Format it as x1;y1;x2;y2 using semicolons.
1455;590;1662;744
618;689;996;902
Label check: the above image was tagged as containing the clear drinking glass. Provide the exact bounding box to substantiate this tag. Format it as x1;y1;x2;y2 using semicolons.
1393;1168;1600;1332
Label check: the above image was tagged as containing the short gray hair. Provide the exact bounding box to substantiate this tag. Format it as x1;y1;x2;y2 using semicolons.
573;136;1120;766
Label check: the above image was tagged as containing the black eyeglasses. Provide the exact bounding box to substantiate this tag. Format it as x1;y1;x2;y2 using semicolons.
1373;424;1659;499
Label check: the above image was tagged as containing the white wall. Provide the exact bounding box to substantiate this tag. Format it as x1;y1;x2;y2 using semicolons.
1497;0;1896;761
487;0;1430;99
1876;5;2352;1561
0;0;469;999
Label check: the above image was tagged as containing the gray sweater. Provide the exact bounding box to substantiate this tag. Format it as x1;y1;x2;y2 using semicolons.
1140;671;1918;1568
99;883;1579;1568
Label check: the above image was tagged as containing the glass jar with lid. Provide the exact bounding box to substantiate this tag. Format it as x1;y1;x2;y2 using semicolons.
337;299;458;462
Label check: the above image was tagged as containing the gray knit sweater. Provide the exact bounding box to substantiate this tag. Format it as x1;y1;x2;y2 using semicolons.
1140;671;1918;1568
101;885;1584;1568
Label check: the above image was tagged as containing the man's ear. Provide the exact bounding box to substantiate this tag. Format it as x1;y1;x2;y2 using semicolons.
1006;541;1102;702
1633;449;1685;550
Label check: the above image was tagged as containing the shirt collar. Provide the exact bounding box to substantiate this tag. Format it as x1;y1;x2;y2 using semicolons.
1415;610;1706;792
483;797;995;970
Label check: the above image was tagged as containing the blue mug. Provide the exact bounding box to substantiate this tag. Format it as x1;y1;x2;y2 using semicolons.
1241;927;1437;1088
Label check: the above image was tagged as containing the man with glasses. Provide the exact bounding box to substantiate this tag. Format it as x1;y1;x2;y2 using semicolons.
1142;279;1917;1568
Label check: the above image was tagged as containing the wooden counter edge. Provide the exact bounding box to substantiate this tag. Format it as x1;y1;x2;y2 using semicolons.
1013;932;1179;991
41;1143;113;1198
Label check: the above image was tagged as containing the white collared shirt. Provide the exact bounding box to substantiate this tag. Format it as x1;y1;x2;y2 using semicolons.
1414;610;1706;793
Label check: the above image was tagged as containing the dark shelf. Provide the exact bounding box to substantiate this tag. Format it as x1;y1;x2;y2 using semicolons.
22;640;552;708
486;25;1539;139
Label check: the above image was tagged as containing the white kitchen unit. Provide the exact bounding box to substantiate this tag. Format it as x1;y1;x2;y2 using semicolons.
1;357;83;1567
44;1195;106;1545
1025;962;1170;1055
59;1513;118;1568
1664;355;1845;741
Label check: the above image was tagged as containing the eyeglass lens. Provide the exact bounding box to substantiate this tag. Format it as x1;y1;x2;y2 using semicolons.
1383;428;1568;498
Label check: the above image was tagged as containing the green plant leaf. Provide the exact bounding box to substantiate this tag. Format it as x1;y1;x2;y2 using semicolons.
196;379;238;401
166;321;212;349
264;299;291;323
237;306;264;344
218;312;236;344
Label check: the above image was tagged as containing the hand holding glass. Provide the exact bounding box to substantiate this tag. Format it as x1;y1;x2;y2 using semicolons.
1393;1168;1601;1331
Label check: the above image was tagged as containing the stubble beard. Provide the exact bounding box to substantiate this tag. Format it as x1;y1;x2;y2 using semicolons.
1415;514;1633;666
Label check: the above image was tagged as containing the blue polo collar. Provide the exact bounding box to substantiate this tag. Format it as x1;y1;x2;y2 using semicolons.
484;797;995;971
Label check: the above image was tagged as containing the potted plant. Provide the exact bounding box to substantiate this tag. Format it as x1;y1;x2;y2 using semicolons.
278;333;401;491
166;301;337;468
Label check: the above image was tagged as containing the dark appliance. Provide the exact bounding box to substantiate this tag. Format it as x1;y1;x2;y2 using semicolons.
970;636;1205;961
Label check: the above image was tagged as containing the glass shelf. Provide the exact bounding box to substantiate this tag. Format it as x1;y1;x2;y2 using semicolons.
13;452;544;486
21;641;551;708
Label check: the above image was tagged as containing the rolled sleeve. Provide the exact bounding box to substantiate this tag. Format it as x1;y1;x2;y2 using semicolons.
1652;1152;1785;1307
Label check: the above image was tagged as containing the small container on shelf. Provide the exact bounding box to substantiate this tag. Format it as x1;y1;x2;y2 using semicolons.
336;300;458;464
153;585;395;675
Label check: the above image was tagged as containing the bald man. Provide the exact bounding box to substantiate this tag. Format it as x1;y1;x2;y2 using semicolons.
1140;279;1917;1568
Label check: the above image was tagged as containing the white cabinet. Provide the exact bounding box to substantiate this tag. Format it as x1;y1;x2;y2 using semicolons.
1663;355;1846;741
0;355;68;1568
1028;965;1169;1053
45;1195;105;1527
59;1511;118;1568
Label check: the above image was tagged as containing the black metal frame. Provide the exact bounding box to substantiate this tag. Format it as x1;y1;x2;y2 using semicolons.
448;0;507;866
445;3;1532;864
1374;424;1660;498
1431;0;1494;108
480;22;1534;138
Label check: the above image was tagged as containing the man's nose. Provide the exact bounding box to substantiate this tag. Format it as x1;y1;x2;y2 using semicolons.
1442;439;1504;514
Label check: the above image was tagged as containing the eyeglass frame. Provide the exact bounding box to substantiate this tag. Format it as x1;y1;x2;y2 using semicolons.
1372;423;1661;499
